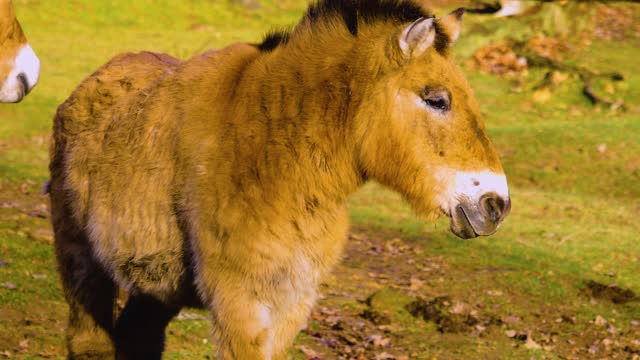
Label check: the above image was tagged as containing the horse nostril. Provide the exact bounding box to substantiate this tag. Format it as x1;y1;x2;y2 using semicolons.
17;73;30;95
480;193;508;224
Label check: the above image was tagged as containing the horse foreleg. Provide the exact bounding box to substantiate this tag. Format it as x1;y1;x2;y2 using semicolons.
270;288;318;360
207;277;275;360
204;266;321;360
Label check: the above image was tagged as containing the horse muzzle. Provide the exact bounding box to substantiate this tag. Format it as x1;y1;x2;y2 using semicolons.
0;45;40;103
450;192;511;239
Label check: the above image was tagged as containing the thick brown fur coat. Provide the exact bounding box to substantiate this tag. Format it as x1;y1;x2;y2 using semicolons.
50;1;506;358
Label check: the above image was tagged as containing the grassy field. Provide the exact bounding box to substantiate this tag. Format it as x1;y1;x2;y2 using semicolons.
0;1;638;359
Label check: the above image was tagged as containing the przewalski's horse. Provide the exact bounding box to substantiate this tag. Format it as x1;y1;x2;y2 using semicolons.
49;0;510;358
0;0;39;103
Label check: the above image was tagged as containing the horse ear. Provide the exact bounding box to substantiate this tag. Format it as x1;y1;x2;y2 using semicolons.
399;17;436;59
438;7;465;44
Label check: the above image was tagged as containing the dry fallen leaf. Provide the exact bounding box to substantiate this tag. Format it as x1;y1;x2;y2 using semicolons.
0;282;16;290
1;202;18;209
18;339;28;351
369;334;392;348
375;352;396;360
597;144;607;154
27;204;49;219
550;71;569;85
525;336;542;350
449;301;470;315
175;311;207;321
409;275;424;291
297;345;320;359
595;315;608;327
320;307;338;316
527;36;568;62
473;43;528;76
503;315;521;324
28;228;54;244
605;82;616;94
533;87;552;104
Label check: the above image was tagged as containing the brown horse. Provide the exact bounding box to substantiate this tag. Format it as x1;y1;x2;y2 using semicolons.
49;0;510;358
0;0;39;103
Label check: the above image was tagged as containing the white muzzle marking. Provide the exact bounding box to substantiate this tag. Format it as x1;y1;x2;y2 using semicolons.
435;168;510;238
0;44;40;103
436;168;509;216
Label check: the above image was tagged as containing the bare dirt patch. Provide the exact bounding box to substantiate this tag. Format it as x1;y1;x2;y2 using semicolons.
583;280;638;305
297;227;640;359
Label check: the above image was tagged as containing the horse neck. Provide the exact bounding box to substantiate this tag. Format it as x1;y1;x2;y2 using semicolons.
230;40;367;206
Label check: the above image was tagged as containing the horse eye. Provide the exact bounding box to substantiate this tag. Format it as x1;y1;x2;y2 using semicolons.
424;95;450;112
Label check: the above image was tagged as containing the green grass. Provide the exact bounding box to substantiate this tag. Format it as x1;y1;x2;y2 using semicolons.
1;0;639;358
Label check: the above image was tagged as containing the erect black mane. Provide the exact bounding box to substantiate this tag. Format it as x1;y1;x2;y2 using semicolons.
258;0;435;53
257;29;292;52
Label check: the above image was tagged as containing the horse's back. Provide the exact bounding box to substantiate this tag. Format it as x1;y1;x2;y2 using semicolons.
54;51;179;133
